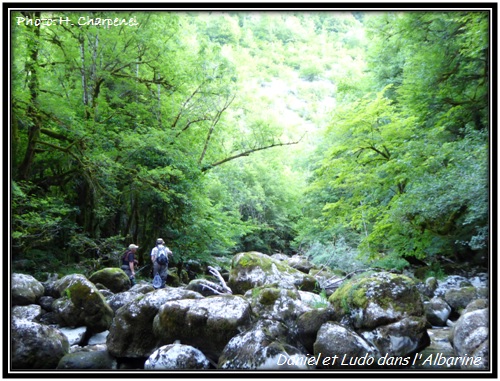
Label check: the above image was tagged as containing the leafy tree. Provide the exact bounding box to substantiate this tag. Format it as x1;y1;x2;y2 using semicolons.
297;11;489;270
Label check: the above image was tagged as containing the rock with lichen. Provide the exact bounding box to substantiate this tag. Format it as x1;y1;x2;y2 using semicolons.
218;319;310;370
152;294;252;362
11;273;45;306
107;287;203;358
145;343;211;370
89;268;132;293
51;274;114;334
228;252;317;294
328;271;429;357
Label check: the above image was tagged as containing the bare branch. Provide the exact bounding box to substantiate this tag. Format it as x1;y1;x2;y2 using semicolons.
207;266;232;294
202;136;303;172
198;96;235;165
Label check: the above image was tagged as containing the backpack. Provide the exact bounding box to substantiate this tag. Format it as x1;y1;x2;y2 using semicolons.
122;250;132;265
152;274;162;289
156;246;168;265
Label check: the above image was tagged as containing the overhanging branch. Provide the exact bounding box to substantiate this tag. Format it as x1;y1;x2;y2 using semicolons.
201;136;303;172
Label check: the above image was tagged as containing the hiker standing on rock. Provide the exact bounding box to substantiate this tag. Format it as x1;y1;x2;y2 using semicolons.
150;238;172;288
122;244;139;286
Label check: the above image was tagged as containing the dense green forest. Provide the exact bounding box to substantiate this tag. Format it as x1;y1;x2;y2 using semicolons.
10;10;489;278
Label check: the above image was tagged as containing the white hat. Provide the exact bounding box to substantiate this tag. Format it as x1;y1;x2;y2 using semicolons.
129;244;139;250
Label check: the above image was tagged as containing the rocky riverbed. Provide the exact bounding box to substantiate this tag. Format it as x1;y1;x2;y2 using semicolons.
10;251;489;372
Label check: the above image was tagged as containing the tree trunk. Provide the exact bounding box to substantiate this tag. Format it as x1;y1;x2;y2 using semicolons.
17;11;41;181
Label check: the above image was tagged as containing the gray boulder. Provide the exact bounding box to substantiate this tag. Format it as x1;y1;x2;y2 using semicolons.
11;318;69;369
59;327;88;346
296;308;336;353
51;274;113;333
145;343;211;370
444;287;479;312
219;319;310;370
244;287;311;327
452;307;489;369
314;322;377;369
424;297;452;326
57;350;117;369
287;255;314;273
153;294;251;361
107;287;203;358
12;304;43;322
89;268;131;293
106;291;142;312
38;295;55;311
228;251;317;294
129;283;155;294
434;275;472;297
361;317;429;357
11;273;44;306
329;272;425;330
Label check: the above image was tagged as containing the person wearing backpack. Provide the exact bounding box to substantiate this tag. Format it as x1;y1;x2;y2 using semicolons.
122;244;139;286
150;238;172;288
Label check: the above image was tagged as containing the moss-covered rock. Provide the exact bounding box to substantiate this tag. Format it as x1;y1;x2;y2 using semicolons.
229;252;318;294
89;268;131;293
145;343;211;370
153;294;251;361
361;317;430;357
52;274;114;333
11;319;69;369
329;272;424;330
219;319;309;370
107;287;203;358
444;287;479;313
56;350;117;369
296;308;336;353
313;322;377;369
244;287;310;326
11;273;45;306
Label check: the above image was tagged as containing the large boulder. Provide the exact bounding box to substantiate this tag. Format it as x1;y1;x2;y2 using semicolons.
11;273;44;306
153;294;252;361
107;287;203;358
452;307;489;369
286;255;315;274
329;272;425;330
296;308;336;353
51;274;113;334
218;319;310;370
244;287;311;327
57;350;117;369
12;304;43;322
228;252;317;294
144;343;211;370
424;297;452;327
444;287;480;312
106;291;143;313
313;322;377;369
89;268;131;293
361;317;430;357
328;272;429;358
11;318;69;369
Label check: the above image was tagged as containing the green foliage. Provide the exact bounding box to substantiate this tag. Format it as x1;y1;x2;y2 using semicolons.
301;240;369;273
10;10;489;277
296;11;489;269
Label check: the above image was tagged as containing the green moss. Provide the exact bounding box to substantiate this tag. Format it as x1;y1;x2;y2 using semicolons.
329;272;420;315
234;252;291;274
260;288;280;305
